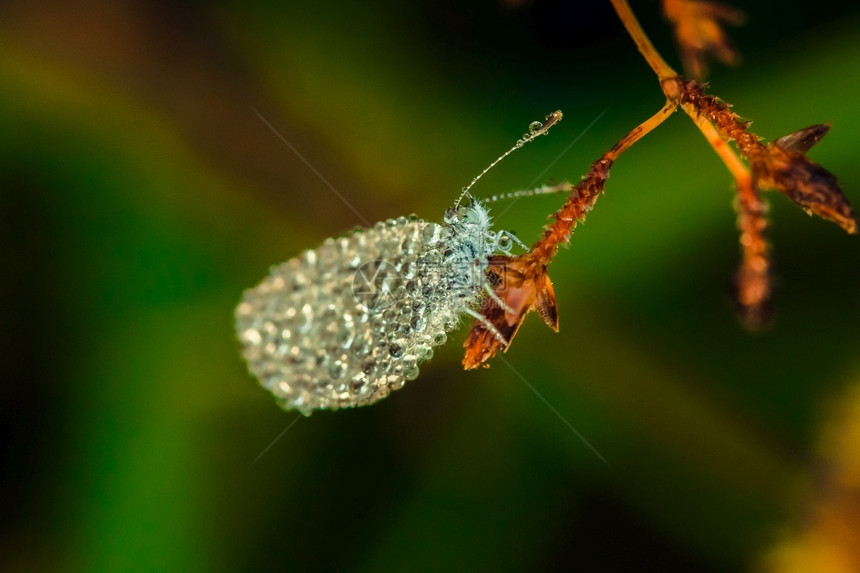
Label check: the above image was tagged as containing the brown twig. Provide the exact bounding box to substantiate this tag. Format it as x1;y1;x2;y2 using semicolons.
610;0;677;80
528;99;677;268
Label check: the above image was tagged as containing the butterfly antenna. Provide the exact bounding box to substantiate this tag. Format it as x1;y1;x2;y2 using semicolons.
454;110;563;209
483;181;574;204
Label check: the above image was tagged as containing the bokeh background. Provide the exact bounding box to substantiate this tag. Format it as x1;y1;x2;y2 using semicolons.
2;0;860;570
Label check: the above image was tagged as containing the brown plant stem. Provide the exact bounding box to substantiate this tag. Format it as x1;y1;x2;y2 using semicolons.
610;0;678;80
679;95;770;321
676;78;763;156
526;99;678;269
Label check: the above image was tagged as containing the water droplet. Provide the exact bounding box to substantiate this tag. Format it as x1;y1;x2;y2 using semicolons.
329;361;346;380
411;315;427;332
417;345;434;361
242;328;262;345
389;339;407;358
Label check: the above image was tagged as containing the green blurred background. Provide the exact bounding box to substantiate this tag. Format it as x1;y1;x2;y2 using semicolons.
2;0;860;570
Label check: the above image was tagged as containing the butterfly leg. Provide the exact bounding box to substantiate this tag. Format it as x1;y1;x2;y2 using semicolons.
464;307;509;348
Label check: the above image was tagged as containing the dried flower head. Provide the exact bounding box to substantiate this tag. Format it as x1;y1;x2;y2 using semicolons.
463;255;558;369
750;125;857;234
663;0;745;79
